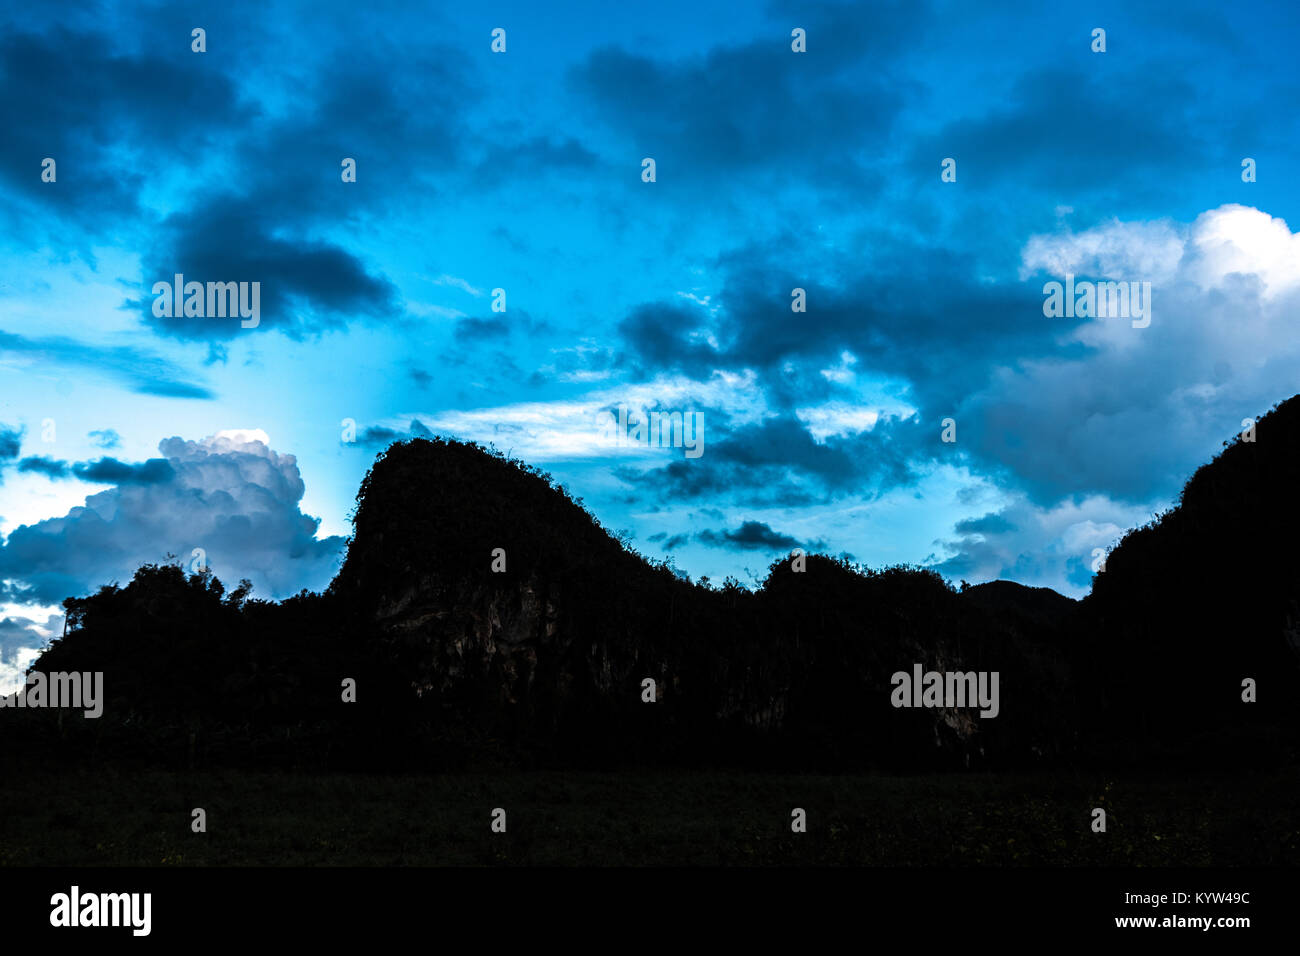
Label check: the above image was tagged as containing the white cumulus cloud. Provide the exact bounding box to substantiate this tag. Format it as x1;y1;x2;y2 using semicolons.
0;431;345;606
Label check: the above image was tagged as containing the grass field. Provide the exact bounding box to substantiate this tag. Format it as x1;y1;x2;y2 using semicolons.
2;766;1297;866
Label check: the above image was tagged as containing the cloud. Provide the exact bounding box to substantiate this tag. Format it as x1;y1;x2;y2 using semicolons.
131;199;401;340
568;0;925;188
353;419;433;449
0;431;345;606
454;316;511;343
0;330;215;399
0;425;21;461
930;493;1155;596
616;204;1300;510
904;66;1213;199
17;457;68;478
88;429;121;450
1019;218;1186;282
696;520;826;552
0;611;62;694
615;231;1061;420
471;136;599;188
430;275;483;297
453;310;551;348
618;413;933;507
964;204;1300;503
0;19;488;341
71;458;174;485
953;512;1017;536
649;520;826;555
17;456;174;484
0;26;250;233
647;531;691;551
0;611;59;664
351;371;768;462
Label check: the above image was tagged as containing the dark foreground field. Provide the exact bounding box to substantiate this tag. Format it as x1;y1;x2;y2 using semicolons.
3;768;1297;866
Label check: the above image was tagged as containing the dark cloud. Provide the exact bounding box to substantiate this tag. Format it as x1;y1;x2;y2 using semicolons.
620;234;1060;418
618;413;934;506
0;19;496;341
131;199;400;340
454;317;511;343
226;43;478;229
72;457;174;485
472;136;599;188
697;520;825;552
0;425;21;461
617;302;719;376
613;208;1297;509
0;27;250;233
953;512;1017;535
454;310;552;352
905;67;1211;198
17;456;68;478
355;426;406;448
654;521;824;554
119;40;486;340
353;419;433;449
18;455;172;484
569;0;927;187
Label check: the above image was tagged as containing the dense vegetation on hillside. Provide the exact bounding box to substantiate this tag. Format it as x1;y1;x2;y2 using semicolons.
1079;396;1300;757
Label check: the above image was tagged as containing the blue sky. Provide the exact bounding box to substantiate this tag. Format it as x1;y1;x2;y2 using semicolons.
2;0;1299;687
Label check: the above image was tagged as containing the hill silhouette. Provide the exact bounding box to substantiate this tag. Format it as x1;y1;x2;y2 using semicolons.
5;396;1300;772
1078;394;1300;758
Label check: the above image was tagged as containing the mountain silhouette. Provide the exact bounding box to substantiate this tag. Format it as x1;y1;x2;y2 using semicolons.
6;396;1300;772
1078;394;1300;758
